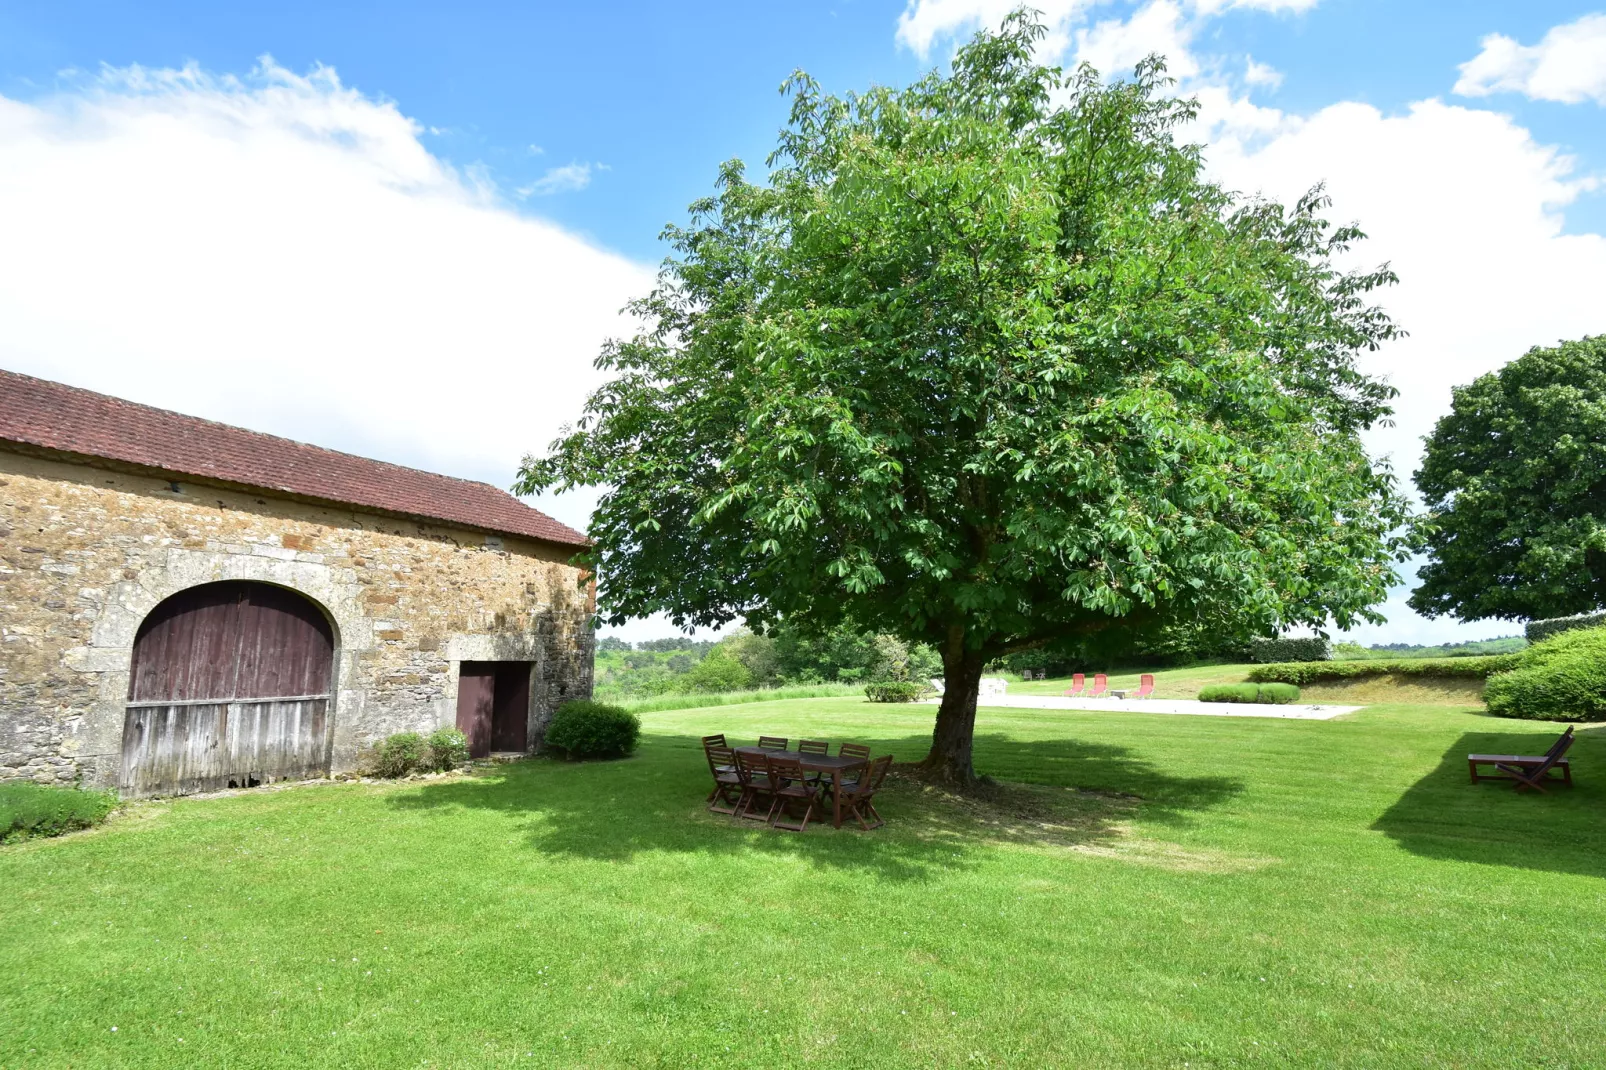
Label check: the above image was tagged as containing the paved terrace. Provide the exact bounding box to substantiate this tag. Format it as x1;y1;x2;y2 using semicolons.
933;694;1362;721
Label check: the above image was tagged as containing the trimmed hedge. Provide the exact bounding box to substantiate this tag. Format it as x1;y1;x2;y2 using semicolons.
864;681;934;703
372;732;428;777
1526;610;1606;643
1247;654;1520;686
544;700;641;760
1248;637;1332;663
1485;625;1606;722
1;783;117;844
1198;682;1302;704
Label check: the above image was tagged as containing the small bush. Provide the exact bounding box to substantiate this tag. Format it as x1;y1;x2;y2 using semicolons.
1526;610;1606;644
864;681;934;703
425;728;470;771
1248;654;1520;686
1;783;117;844
1485;626;1606;722
1199;683;1261;703
372;732;427;778
1257;682;1302;704
1198;683;1302;704
544;700;641;760
1248;637;1332;663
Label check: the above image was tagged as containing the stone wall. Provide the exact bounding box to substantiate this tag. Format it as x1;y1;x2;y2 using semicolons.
0;447;594;790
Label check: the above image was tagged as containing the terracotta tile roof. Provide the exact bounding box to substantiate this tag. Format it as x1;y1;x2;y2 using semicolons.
0;368;588;549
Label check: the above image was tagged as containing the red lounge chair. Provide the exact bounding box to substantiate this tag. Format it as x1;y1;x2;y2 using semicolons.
1133;674;1155;699
1089;673;1109;698
1063;672;1086;697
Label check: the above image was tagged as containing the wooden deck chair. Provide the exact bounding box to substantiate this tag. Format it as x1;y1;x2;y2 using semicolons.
1469;727;1575;792
839;755;893;831
733;750;776;821
766;755;820;832
1089;673;1109;698
1132;674;1155;699
704;744;742;814
702;734;733;771
1064;672;1086;697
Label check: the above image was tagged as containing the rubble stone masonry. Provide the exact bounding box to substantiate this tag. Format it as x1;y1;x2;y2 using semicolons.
0;447;594;789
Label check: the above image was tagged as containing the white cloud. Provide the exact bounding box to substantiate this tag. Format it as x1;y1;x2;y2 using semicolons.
1075;0;1198;80
896;0;1093;59
520;161;595;197
1207;97;1605;473
1244;56;1283;88
896;0;1319;63
1454;13;1606;105
1193;0;1319;13
0;58;653;534
1207;97;1606;641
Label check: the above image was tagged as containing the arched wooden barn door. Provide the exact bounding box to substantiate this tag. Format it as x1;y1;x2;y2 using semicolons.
120;581;335;797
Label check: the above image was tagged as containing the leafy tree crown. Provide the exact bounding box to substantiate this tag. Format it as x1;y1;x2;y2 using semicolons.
1411;335;1606;621
520;15;1411;662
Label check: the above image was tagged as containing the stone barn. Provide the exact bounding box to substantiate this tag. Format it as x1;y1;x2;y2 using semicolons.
0;370;595;797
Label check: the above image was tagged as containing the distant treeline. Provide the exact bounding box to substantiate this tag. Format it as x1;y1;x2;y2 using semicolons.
594;624;942;700
1331;636;1527;660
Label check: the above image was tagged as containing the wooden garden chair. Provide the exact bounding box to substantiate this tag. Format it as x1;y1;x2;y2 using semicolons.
1064;673;1085;697
757;735;789;751
733;750;776;821
837;755;893;831
838;742;871;762
1468;727;1575;792
766;755;820;832
702;734;733;771
704;744;742;814
795;740;830;785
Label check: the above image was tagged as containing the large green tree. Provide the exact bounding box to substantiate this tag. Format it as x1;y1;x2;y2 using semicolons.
518;17;1412;785
1410;335;1606;622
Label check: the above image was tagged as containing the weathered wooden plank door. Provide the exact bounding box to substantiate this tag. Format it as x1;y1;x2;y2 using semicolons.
455;663;497;758
456;661;531;757
490;662;530;753
121;581;335;797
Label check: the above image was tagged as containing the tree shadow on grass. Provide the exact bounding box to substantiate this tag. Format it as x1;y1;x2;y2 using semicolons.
1373;725;1606;879
385;731;1242;881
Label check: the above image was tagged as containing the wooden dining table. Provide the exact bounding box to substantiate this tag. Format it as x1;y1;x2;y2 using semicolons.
732;747;864;828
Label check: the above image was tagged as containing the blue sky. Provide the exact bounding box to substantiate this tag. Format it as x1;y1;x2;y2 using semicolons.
0;1;1602;643
5;0;1600;256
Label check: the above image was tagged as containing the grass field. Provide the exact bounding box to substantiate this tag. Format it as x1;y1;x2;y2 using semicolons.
3;690;1603;1067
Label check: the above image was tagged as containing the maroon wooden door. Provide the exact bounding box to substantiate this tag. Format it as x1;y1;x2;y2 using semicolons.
121;581;335;797
456;664;497;758
491;663;530;753
456;661;531;757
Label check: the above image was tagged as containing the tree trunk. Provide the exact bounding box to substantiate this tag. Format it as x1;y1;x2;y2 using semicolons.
918;644;986;788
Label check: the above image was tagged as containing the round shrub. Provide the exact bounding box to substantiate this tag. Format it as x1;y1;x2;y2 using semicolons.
425;727;470;771
373;732;427;777
544;700;641;760
0;783;117;843
1198;682;1301;704
865;681;934;703
1484;625;1606;722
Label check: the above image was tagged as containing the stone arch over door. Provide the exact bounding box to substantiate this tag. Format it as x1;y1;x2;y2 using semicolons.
120;581;337;797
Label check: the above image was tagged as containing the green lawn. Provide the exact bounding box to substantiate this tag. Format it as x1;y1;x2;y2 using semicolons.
3;698;1603;1067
